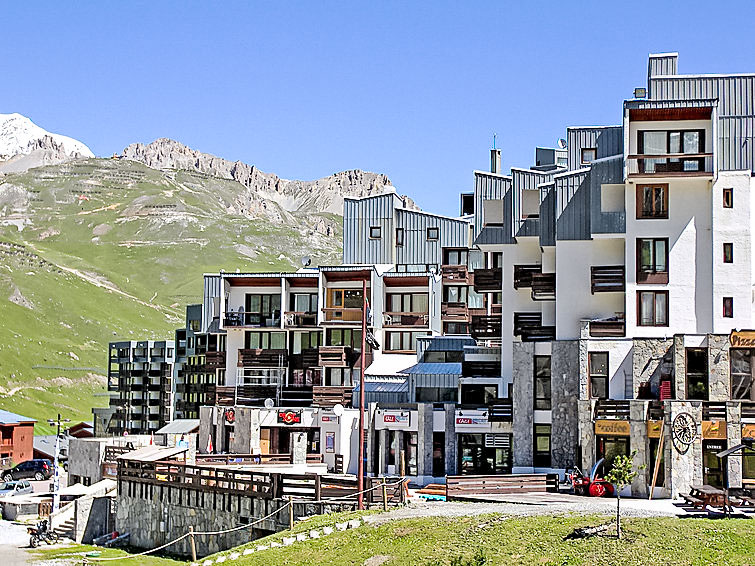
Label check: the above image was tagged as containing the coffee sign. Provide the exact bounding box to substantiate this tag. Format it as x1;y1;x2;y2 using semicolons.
730;330;755;348
277;410;302;425
595;419;630;436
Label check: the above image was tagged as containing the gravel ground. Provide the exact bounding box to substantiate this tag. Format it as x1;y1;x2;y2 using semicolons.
0;521;32;566
364;495;690;526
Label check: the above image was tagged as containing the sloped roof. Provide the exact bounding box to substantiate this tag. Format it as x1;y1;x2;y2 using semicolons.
0;409;36;425
156;419;200;435
402;362;462;375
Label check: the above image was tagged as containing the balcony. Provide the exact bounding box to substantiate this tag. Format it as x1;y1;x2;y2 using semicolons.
441;265;472;284
530;273;555;301
441;302;469;322
473;268;502;293
487;398;513;422
223;311;281;328
312;386;354;408
205;351;226;369
383;312;429;327
237;349;288;368
289;348;320;370
462;360;501;377
321;307;363;323
284;311;318;327
589;318;626;338
594;399;631;420
513;312;555;342
471;315;502;340
513;265;541;289
627;153;713;177
318;346;352;367
213;383;278;407
591;266;625;294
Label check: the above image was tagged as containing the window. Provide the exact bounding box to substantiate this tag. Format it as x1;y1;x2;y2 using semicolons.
723;243;734;264
636;238;668;284
723;297;734;318
460;384;497;405
588;352;609;399
443;285;468;303
596;436;629;472
443;248;468;266
369;226;381;239
324;367;359;387
534;356;551;410
731;349;755;401
686;348;708;400
638;129;705;173
291;293;318;313
533;425;551;467
443;322;469;335
396;228;404;246
423;350;463;363
385;331;427;352
637;291;668;326
244;293;281;326
581;148;597;164
636;184;668;219
416;387;457;403
326;328;362;348
723;188;734;208
427;227;439;241
386;293;429;314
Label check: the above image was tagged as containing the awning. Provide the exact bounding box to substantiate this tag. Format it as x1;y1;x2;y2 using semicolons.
117;445;187;462
365;354;415;377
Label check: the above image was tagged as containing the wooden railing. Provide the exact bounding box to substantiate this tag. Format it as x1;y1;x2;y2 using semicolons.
284;312;318;327
237;349;288;367
312;386;354;408
196;453;324;466
703;402;727;421
318;346;352;367
289;348;320;370
627;153;713;176
513;265;541;289
441;265;471;283
205;351;226;369
105;445;135;463
589;319;626;337
321;307;363;322
473;268;502;293
591;266;625;293
530;273;555;301
212;384;278;406
382;312;429;327
446;474;558;500
594;399;631;420
441;302;469;321
471;315;502;340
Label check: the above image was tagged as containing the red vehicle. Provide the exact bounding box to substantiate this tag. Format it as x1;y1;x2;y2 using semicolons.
568;458;615;497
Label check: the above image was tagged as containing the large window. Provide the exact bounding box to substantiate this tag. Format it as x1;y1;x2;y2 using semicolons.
424;350;463;363
290;293;317;313
638;129;705;173
244;331;285;350
636;184;668;219
533;425;551;467
589;352;609;399
686;348;708;400
534;356;551;410
460;384;497;405
416;387;457;403
324;367;359;387
443;285;468;303
327;328;362;348
730;349;755;401
327;288;364;321
386;293;429;314
637;238;669;283
637;291;668;326
386;331;427;352
596;436;629;471
244;293;281;326
443;322;469;335
443;248;468;266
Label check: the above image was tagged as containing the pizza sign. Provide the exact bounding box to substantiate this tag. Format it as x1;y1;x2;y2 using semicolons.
277;410;302;425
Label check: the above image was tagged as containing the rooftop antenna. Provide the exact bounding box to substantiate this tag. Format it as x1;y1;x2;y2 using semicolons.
558;138;567;149
492;133;497;150
301;256;312;268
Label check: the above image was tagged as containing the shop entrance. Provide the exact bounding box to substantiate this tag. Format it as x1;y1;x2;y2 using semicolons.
596;436;629;472
458;434;512;475
261;427;320;455
703;441;727;488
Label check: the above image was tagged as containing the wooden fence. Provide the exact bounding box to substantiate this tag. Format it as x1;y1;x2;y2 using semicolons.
446;474;559;501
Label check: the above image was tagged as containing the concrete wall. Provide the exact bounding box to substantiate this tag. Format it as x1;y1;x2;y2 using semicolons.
68;438;106;486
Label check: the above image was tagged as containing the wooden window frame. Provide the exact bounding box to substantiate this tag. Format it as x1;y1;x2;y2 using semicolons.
426;227;440;241
637;290;669;327
723;297;734;318
723;243;734;264
588;352;609;400
723;188;734;208
636;184;669;219
369;226;381;239
581;147;597;165
636;238;669;284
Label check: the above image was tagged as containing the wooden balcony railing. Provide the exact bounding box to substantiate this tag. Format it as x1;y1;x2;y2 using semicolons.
288;348;320;370
212;384;278;407
591;266;625;293
284;312;318;327
321;307;363;323
312;386;354;408
471;315;502;340
473;268;502;293
383;312;429;327
513;265;541;289
224;311;281;328
513;312;541;336
530;273;555;301
441;302;469;321
627;153;713;176
205;351;226;369
441;264;471;284
703;402;727;421
318;346;352;367
589;319;626;338
594;399;631;420
237;349;288;368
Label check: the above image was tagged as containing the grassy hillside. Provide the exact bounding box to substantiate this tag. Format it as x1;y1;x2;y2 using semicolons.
0;158;343;432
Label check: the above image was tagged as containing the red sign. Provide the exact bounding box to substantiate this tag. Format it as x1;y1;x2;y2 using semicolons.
277;410;302;425
224;408;236;424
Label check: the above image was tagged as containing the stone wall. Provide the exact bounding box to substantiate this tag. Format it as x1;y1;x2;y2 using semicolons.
577;399;595;471
708;334;731;401
68;438;105;486
666;401;704;497
629;401;649;497
551;340;579;469
512;342;534;467
727;403;743;489
633;338;673;398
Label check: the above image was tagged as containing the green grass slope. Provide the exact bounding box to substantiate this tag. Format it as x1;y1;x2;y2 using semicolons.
0;158;343;432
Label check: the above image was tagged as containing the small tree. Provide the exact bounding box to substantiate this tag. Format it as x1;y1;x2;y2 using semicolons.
604;452;643;539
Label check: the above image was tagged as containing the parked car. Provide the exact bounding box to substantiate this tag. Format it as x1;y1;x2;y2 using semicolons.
2;459;53;481
0;480;33;497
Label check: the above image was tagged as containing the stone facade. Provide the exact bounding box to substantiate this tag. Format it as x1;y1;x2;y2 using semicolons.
633;338;673;398
708;334;731;401
551;340;579;469
512;342;534;467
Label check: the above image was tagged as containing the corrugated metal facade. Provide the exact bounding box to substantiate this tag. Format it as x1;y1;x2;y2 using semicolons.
202;275;222;333
589;156;625;235
416;335;475;359
647;53;678;82
566;126;623;170
473;171;511;237
395;209;470;266
511;169;558;241
539;182;556;246
343;193;399;265
555;170;591;241
648;73;755;172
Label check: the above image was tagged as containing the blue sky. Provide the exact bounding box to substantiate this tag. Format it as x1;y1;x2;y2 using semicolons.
4;1;755;215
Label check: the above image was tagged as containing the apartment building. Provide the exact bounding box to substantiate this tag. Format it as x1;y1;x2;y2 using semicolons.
474;52;755;496
0;410;35;468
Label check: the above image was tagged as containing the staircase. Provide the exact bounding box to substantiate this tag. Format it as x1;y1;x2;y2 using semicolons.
55;516;75;540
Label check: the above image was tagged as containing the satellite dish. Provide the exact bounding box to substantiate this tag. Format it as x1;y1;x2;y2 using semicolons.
301;256;312;267
332;403;344;417
557;138;567;149
264;398;275;409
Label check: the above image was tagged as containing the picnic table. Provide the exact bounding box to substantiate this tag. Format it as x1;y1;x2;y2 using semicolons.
683;484;755;512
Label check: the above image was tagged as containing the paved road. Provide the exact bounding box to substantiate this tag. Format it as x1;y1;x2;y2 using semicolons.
0;521;31;566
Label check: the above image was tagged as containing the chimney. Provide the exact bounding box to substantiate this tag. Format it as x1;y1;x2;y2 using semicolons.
490;148;501;174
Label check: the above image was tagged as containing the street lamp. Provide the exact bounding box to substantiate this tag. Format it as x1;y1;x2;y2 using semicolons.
47;414;71;513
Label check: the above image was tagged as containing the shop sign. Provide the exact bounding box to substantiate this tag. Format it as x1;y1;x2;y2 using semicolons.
702;420;727;440
455;410;490;430
325;432;335;453
383;412;410;426
647;420;663;439
224;408;236;424
742;424;755;439
730;330;755;348
456;417;488;425
321;415;335;423
277;410;302;425
595;419;630;436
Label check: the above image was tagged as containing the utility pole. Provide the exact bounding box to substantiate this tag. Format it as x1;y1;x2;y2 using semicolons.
357;278;367;510
47;414;70;514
